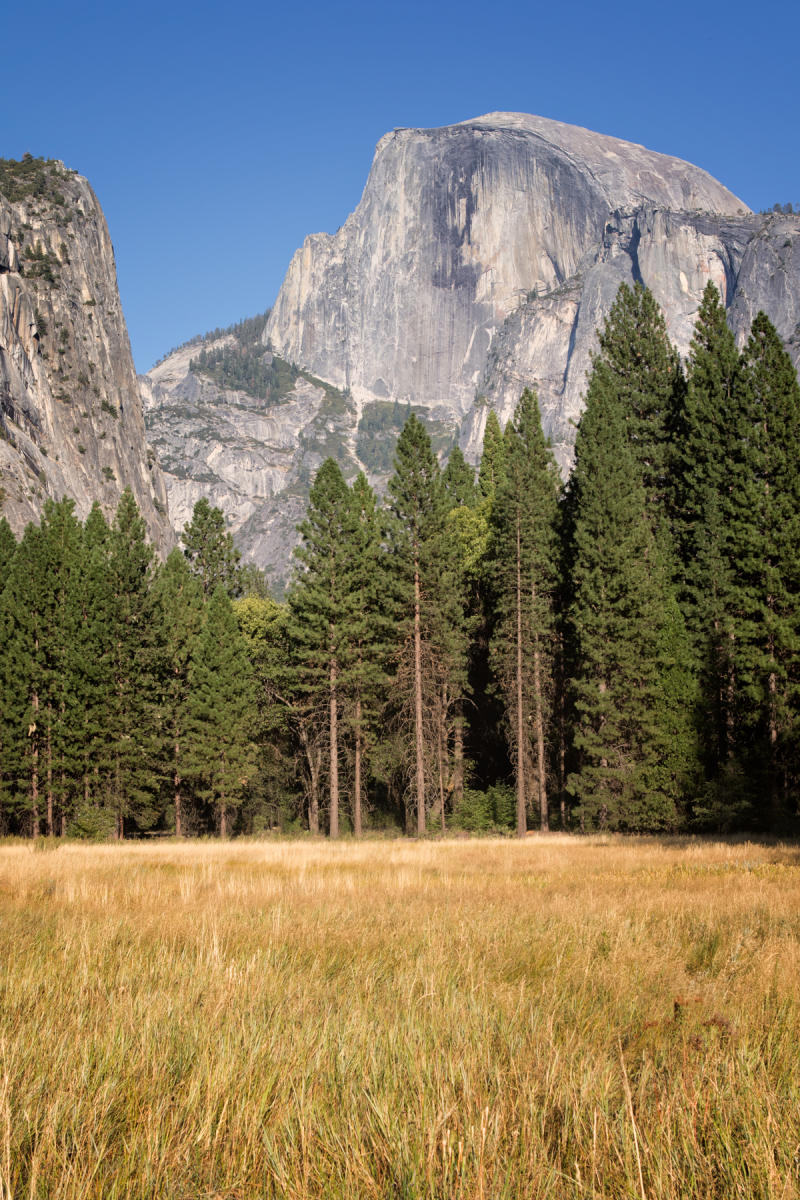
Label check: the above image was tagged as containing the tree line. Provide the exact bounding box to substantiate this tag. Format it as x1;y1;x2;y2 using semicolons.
1;281;799;837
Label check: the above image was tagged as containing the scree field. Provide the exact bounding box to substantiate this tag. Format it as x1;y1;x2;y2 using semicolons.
0;837;798;1198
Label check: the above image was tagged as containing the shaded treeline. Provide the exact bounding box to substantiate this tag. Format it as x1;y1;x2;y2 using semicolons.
1;283;799;836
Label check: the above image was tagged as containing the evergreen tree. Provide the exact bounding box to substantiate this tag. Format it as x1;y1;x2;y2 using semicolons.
0;501;84;835
36;499;85;835
288;460;353;836
565;364;689;830
729;314;800;819
0;522;47;833
152;549;204;835
478;410;505;502
387;415;446;834
488;390;561;834
71;503;116;837
673;283;744;779
0;518;16;589
342;472;392;835
185;587;257;836
234;595;298;831
102;490;160;836
597;282;686;536
182;498;242;598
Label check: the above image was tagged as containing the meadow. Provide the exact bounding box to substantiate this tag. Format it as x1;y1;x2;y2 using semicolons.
0;835;798;1199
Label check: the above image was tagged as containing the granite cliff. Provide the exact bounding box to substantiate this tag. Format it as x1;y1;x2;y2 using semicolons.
0;156;171;548
146;114;800;583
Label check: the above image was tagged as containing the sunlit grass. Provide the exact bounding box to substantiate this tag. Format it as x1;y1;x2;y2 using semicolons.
1;835;799;1197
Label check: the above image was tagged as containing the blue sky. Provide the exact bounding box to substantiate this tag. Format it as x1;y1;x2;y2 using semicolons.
4;0;798;371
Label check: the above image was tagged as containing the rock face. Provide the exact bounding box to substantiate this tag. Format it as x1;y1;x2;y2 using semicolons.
0;157;171;549
143;329;455;593
148;113;800;585
266;112;799;471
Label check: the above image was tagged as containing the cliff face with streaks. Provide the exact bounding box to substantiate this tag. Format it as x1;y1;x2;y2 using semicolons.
266;113;777;471
147;115;800;585
0;157;171;548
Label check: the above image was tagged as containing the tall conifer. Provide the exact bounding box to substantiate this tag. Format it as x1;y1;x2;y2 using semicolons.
488;390;560;834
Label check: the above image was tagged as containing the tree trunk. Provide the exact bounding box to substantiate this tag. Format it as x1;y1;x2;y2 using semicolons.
31;690;40;838
452;714;464;811
46;723;54;838
174;751;183;837
300;727;321;835
515;518;526;838
414;559;426;836
437;708;446;834
329;656;339;839
220;803;228;839
353;697;363;838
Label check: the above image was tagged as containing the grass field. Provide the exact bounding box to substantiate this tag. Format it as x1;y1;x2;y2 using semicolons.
0;835;798;1198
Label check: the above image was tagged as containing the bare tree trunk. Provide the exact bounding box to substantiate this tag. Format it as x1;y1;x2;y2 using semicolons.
452;713;464;811
329;657;339;839
220;802;228;839
530;622;548;831
46;723;54;837
174;747;183;837
353;697;363;838
414;560;426;836
437;709;446;834
31;690;40;838
515;519;526;838
300;727;321;835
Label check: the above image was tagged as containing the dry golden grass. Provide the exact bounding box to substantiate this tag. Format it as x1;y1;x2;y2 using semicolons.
0;835;799;1198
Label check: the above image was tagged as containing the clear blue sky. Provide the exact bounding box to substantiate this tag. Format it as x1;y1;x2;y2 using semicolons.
4;0;798;371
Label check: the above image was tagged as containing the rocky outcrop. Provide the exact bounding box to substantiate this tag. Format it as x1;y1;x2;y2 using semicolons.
143;337;363;593
149;113;800;584
266;112;799;473
0;158;171;549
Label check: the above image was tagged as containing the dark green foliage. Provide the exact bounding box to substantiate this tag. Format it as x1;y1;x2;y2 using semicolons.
185;588;257;836
673;283;745;776
565;366;690;830
151;550;204;835
728;314;800;818
450;783;515;832
357;401;454;474
0;518;16;589
234;596;299;831
101;491;161;835
478;409;505;502
596;283;686;535
181;498;242;598
0;155;70;205
186;311;348;408
488;390;561;833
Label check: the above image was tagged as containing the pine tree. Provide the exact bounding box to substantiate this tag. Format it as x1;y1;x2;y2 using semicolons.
342;472;392;836
152;549;204;835
565;364;687;830
0;518;16;589
673;283;744;778
185;587;257;836
729;313;800;819
0;523;47;833
488;390;561;834
36;499;85;835
234;594;298;831
597;282;686;536
478;410;505;502
182;497;242;598
72;503;116;837
288;460;353;836
0;502;84;835
102;490;160;837
386;415;446;834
